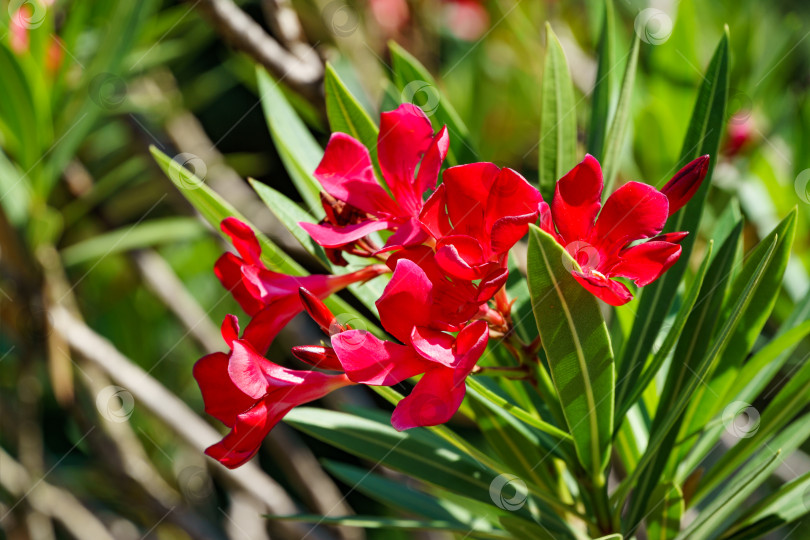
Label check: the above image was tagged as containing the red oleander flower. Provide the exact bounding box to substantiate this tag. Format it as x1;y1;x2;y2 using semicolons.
540;154;710;306
194;315;353;469
330;259;489;430
420;163;544;280
215;216;388;353
299;103;448;254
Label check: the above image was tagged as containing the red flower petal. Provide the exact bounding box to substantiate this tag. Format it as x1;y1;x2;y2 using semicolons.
315;132;399;216
379;104;436;215
419;183;452;239
415;126;450;199
299;217;394;249
442;162;499;236
485;167;543;231
228;341;273;399
376;258;433;342
610;241;682;287
391;368;465;431
332;331;430;385
382;217;429;251
435;235;486;280
193;351;256;427
592;181;669;257
660;155;710;217
214;252;265;316
221;217;262;266
291;345;344;371
572;271;633;306
205;400;275;468
410;326;456;367
551;155;603;244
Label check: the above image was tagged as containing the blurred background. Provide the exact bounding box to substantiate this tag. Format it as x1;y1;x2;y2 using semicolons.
1;0;809;538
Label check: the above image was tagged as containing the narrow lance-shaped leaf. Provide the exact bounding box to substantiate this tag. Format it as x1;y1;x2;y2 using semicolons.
265;514;512;539
324;62;382;178
722;468;810;539
539;23;578;200
256;67;323;215
614;239;715;424
676;321;810;482
616;234;776;525
674;450;782;540
587;0;616;160
617;31;729;391
388;41;476;166
646;484;684;540
693;346;810;503
526;225;614;476
150;146;381;335
679;209;797;439
601;34;640;195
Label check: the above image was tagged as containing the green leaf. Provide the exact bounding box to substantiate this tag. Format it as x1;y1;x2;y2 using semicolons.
693;348;810;503
614;240;714;424
678;211;797;446
723;469;810;539
467;385;564;491
151;146;381;334
587;0;616;160
676;322;810;482
150;146;301;275
617;233;776;524
646;484;683;540
388;41;476;166
60;217;205;266
617;31;729;395
675;450;782;540
322;460;507;533
499;516;557;540
601;35;640;195
526;225;614;475
324;63;382;177
265;514;511;539
466;378;574;449
284;408;500;506
538;24;578;200
256;67;323;215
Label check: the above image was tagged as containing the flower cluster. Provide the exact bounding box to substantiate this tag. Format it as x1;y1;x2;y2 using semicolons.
195;103;709;468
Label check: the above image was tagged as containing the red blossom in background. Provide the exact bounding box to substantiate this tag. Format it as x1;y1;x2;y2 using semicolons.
540;154;709;306
194;315;352;468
